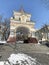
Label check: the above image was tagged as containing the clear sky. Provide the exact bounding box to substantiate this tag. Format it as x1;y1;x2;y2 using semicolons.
0;0;49;29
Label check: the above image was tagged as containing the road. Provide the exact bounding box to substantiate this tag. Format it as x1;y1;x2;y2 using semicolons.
0;43;49;65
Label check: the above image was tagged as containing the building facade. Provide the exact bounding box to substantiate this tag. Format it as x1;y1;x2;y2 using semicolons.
35;25;49;41
7;9;36;42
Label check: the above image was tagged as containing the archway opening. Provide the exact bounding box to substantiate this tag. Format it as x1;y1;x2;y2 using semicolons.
16;26;30;41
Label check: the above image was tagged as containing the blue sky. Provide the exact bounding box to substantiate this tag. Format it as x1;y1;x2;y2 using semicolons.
0;0;49;29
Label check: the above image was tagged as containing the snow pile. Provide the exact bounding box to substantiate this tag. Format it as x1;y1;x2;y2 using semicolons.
8;53;41;65
0;53;41;65
0;41;6;44
0;61;9;65
0;62;4;65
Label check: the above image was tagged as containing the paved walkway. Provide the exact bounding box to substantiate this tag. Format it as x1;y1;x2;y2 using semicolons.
0;43;49;53
6;43;49;54
0;44;49;65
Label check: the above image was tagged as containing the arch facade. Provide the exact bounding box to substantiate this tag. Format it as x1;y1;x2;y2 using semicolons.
7;9;36;42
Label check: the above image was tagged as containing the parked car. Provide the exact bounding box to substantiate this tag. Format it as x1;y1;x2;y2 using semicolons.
39;40;48;45
39;40;49;47
45;41;49;47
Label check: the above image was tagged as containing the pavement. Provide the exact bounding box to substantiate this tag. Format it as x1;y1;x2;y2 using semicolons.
0;43;49;65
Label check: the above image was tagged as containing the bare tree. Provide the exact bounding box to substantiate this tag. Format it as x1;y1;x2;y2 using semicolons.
3;18;10;40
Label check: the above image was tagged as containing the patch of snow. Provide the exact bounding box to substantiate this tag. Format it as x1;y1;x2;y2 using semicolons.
0;53;42;65
0;61;9;65
8;53;41;65
38;42;40;44
0;41;6;44
0;62;4;65
16;41;24;43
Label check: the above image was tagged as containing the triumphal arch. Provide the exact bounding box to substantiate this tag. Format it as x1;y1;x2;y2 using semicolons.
8;9;36;41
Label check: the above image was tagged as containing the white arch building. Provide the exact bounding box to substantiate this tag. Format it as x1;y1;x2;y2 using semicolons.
7;9;36;42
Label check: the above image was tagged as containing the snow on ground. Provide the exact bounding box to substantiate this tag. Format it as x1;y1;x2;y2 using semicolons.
0;41;6;44
0;61;9;65
0;62;4;65
0;53;42;65
8;53;41;65
16;41;24;43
